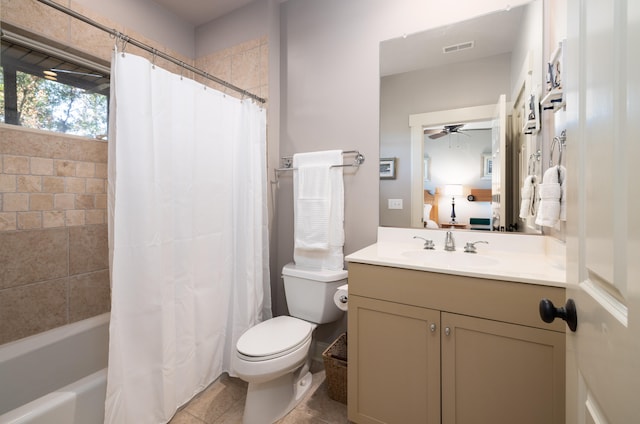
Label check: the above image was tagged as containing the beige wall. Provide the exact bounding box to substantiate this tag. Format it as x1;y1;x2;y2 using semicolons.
0;0;267;344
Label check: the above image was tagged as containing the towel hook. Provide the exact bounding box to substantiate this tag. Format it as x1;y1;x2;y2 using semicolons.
550;130;566;167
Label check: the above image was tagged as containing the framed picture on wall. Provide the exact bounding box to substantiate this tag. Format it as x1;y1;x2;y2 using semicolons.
380;157;396;179
482;153;493;179
547;41;563;92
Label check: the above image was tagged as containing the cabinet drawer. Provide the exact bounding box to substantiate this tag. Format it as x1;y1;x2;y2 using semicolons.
347;262;566;332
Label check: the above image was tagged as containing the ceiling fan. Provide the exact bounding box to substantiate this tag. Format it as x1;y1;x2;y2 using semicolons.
423;123;467;139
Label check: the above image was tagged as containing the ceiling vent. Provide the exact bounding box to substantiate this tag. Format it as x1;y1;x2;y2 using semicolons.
442;41;475;54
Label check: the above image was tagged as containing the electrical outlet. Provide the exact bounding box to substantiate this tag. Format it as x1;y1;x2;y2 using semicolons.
388;199;403;209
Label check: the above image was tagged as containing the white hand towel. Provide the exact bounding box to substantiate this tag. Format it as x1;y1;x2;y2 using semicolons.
535;166;562;227
535;200;561;227
519;175;537;219
295;165;331;249
292;150;344;269
538;182;562;199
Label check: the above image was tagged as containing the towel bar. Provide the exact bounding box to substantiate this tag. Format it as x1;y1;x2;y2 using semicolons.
271;150;365;185
278;150;364;170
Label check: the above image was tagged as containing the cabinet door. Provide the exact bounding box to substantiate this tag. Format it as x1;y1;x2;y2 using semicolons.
348;295;440;424
441;313;565;424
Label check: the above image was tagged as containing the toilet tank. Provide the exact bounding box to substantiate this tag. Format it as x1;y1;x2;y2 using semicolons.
282;263;347;324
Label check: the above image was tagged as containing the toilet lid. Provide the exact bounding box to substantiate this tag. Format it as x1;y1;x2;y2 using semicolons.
237;316;313;359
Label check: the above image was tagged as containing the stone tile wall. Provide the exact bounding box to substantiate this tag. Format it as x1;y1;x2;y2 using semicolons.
0;126;110;344
195;36;269;102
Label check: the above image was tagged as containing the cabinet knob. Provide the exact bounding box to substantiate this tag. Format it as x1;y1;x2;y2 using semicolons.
430;323;437;332
444;327;451;336
539;298;578;332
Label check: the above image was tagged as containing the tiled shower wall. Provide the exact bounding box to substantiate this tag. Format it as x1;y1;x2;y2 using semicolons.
0;127;110;344
195;36;269;103
0;0;268;345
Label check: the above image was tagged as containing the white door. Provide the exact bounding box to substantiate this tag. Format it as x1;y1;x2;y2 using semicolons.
565;1;640;422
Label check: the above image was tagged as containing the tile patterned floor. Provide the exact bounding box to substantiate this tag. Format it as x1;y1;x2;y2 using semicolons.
169;363;349;424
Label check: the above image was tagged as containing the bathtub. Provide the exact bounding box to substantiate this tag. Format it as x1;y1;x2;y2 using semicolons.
0;313;109;424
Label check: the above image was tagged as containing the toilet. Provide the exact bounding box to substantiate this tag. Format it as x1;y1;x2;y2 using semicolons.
232;262;347;424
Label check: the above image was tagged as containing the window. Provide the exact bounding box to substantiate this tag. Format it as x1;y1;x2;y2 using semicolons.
1;31;110;139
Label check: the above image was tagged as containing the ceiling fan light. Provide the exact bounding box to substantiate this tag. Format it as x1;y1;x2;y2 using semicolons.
43;70;57;77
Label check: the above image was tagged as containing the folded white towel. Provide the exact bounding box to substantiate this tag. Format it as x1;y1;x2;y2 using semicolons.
293;150;344;269
536;200;561;227
519;175;537;219
544;164;560;183
295;165;331;250
538;182;562;199
535;166;563;227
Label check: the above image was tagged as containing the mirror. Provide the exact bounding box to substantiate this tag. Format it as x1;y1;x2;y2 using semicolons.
379;1;543;232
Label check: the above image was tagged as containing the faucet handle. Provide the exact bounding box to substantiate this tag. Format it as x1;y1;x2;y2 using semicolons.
464;241;489;253
413;235;435;250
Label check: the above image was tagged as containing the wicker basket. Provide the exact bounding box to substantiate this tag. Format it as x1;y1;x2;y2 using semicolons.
322;333;348;404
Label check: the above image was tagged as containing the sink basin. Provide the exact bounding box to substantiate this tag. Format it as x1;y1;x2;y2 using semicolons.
400;250;499;268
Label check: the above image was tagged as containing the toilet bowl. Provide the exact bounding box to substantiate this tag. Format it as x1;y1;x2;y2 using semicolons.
232;263;347;424
234;316;316;384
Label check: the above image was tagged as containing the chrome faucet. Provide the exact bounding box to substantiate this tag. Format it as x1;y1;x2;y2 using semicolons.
464;241;489;253
444;231;455;251
413;236;435;250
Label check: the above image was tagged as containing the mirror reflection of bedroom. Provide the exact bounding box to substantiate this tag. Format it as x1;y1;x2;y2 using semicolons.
421;119;494;231
379;1;544;234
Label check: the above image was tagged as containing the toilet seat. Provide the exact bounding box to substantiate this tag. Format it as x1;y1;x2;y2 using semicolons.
236;316;314;362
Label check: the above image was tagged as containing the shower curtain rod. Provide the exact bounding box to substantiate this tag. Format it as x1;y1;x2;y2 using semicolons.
34;0;266;104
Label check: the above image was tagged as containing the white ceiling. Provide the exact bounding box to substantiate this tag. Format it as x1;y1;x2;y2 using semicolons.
150;0;256;26
380;5;525;77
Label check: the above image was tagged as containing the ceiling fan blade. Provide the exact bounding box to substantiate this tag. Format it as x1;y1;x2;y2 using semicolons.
423;128;442;135
428;132;448;139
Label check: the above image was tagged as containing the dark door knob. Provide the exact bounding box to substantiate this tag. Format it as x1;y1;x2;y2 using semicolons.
539;298;578;332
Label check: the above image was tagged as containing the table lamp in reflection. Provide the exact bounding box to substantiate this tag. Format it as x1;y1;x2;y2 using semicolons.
444;184;463;224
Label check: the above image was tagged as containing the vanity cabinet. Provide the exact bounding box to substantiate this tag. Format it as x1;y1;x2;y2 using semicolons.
347;263;565;424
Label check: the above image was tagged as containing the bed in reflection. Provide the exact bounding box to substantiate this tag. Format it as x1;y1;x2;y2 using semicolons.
423;190;439;228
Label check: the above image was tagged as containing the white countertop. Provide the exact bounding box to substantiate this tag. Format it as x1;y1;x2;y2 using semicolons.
345;227;567;287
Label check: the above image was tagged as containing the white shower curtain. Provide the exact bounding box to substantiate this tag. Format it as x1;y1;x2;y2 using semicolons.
105;51;271;424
